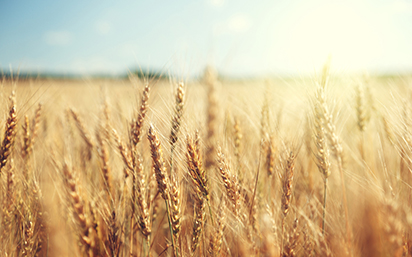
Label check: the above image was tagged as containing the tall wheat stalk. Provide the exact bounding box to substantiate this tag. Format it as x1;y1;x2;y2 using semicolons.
148;125;178;257
312;96;331;235
315;77;351;248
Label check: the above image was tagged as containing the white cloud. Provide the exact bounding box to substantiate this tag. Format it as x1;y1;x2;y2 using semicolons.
95;21;112;35
43;31;72;46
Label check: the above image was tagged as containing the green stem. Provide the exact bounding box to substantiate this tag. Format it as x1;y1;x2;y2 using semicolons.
170;147;175;176
141;235;150;257
165;199;178;257
146;235;151;257
206;198;214;226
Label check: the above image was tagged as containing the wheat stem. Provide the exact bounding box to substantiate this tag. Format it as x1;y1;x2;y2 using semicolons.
322;178;327;235
165;198;178;257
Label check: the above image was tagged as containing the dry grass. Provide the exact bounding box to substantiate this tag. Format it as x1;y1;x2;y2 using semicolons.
1;70;412;257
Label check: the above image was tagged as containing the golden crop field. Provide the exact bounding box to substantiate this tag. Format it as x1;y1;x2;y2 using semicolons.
0;67;411;257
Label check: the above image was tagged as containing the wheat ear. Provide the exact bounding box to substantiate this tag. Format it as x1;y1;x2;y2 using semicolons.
131;83;150;146
61;162;98;256
204;67;218;172
216;147;240;217
192;193;205;255
281;151;296;254
233;117;242;180
31;103;42;144
0;92;17;174
208;197;226;256
96;127;112;198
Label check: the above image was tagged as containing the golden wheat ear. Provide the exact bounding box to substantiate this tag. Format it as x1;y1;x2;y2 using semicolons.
170;81;185;149
280;151;296;255
95;126;112;198
132;154;151;238
169;175;181;241
191;193;205;255
283;218;300;257
186;135;209;198
208;197;226;256
31;103;42;144
61;162;99;256
204;67;218;172
131;83;150;146
0;91;17;174
216;146;240;217
148;125;170;201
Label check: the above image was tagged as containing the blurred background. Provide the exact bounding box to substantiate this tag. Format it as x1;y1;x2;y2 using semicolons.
1;0;412;78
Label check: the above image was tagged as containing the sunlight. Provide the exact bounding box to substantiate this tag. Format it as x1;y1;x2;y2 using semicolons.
286;1;383;72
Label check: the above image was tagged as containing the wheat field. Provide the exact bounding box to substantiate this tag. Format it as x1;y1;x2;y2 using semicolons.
0;67;411;257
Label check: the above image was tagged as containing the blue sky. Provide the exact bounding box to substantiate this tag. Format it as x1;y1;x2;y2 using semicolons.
1;0;412;77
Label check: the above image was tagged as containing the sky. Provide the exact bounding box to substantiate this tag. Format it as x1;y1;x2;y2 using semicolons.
1;0;412;77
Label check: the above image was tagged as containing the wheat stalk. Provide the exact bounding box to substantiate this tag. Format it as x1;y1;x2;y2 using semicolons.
312;97;331;235
315;80;351;249
147;124;178;257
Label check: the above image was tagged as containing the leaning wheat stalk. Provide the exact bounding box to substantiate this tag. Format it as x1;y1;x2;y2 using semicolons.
168;82;184;246
148;125;178;257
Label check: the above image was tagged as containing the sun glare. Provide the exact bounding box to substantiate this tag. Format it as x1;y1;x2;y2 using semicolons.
286;1;382;72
